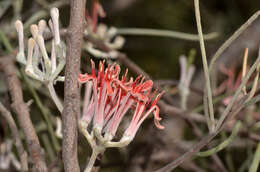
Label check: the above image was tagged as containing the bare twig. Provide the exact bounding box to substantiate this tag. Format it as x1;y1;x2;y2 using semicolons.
62;0;86;172
0;57;47;172
0;102;28;171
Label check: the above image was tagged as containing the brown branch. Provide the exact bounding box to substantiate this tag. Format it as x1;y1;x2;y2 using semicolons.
0;57;47;172
0;101;28;171
62;0;86;172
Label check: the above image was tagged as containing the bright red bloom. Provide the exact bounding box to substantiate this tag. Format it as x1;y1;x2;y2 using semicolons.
79;60;164;141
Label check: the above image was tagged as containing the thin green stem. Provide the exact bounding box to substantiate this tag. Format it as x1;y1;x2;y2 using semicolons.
117;28;218;41
238;146;253;172
0;29;14;53
249;142;260;172
239;157;252;172
225;144;235;172
194;0;215;132
47;82;63;113
84;146;104;172
244;94;260;107
79;121;95;148
203;90;211;131
42;133;55;161
50;57;66;81
197;121;241;157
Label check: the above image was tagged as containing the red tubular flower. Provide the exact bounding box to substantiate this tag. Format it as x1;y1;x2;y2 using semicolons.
79;60;164;142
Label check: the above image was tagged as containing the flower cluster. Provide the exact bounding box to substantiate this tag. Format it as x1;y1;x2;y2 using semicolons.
14;8;65;83
79;60;164;147
14;8;65;113
84;0;125;59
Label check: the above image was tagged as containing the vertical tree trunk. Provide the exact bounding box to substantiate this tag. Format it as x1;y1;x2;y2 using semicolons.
62;0;86;171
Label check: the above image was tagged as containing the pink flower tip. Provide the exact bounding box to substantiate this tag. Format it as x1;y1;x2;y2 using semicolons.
154;119;165;130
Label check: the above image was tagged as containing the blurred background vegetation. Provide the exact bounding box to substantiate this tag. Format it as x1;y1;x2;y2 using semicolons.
1;0;260;172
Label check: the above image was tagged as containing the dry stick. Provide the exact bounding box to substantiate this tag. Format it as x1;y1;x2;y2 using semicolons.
0;57;47;172
62;0;86;172
0;102;28;171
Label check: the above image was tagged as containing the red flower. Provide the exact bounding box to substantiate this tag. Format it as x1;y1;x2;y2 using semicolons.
79;60;164;142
